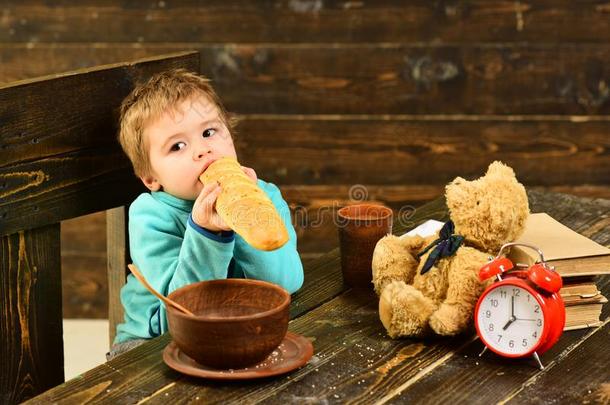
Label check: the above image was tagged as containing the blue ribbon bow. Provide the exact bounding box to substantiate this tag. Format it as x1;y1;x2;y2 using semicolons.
417;220;465;275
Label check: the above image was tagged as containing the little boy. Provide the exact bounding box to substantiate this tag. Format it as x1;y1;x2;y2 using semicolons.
110;69;304;358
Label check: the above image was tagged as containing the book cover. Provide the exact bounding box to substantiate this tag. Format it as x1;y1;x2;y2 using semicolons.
508;213;610;277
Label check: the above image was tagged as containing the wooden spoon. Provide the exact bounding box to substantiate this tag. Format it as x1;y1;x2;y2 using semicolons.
127;264;195;316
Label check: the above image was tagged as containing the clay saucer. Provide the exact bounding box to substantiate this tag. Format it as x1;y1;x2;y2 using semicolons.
163;332;313;380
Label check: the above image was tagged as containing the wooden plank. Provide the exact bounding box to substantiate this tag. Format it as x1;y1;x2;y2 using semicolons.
0;149;142;236
530;185;610;200
235;117;610;186
61;212;107;319
0;225;63;404
200;43;610;115
61;212;106;255
0;51;199;167
4;1;610;43
0;51;199;236
106;207;129;345
103;43;610;115
527;191;610;233
61;253;107;319
3;44;610;114
503;320;610;404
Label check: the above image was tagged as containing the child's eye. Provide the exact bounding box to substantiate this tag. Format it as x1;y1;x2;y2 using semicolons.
202;128;216;138
170;142;186;152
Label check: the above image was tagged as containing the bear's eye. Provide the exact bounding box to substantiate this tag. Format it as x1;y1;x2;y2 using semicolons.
476;201;480;206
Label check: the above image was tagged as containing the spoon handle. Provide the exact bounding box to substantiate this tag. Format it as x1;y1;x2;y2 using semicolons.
127;264;195;316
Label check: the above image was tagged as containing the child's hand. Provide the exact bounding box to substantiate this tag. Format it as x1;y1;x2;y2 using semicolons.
192;182;232;232
241;166;257;183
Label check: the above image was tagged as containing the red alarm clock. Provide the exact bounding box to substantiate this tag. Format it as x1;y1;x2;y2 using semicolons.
474;242;565;369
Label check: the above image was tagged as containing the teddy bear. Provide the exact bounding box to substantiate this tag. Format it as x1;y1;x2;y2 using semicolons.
371;161;529;338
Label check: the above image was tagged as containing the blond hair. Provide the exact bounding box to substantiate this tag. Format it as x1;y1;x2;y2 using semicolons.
118;68;237;177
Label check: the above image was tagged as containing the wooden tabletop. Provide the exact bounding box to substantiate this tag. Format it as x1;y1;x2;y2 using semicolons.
27;190;610;404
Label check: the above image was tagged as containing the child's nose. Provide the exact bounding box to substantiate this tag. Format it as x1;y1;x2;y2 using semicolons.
193;140;212;160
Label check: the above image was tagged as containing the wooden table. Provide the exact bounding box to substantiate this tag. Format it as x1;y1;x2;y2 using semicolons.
28;190;610;404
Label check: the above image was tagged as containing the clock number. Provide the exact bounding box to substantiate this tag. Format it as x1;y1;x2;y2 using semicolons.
527;295;530;302
489;323;494;331
500;290;507;299
534;305;540;313
491;299;499;307
532;331;537;338
512;288;520;297
509;340;515;348
485;310;491;318
537;319;542;327
497;335;502;342
522;339;528;347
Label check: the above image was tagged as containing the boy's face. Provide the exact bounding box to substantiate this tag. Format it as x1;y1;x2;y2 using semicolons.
140;95;237;200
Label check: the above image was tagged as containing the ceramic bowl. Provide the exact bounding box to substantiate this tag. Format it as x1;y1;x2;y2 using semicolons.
166;278;290;369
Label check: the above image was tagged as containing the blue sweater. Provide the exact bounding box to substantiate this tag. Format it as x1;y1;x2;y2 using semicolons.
115;179;304;343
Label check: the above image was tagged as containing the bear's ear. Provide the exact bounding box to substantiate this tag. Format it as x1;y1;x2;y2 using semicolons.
485;161;516;179
445;176;475;207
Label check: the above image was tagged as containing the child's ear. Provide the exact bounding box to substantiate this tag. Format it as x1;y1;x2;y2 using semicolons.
140;174;161;191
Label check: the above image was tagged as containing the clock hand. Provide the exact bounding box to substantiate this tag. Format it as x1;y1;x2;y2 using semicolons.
503;295;518;330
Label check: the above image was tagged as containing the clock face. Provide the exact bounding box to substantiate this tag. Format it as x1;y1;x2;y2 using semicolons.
477;284;544;356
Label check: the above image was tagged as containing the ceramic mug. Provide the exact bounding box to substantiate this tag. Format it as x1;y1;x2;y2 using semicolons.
337;203;393;289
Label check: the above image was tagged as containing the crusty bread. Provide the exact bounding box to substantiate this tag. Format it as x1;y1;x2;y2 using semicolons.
199;157;289;251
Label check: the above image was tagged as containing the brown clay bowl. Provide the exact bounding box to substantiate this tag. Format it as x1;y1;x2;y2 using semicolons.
166;279;290;369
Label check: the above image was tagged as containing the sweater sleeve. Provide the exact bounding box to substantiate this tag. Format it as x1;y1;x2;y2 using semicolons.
115;194;235;342
232;180;304;294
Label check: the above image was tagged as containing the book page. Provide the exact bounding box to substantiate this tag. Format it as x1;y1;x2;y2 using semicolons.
400;219;444;239
514;213;610;261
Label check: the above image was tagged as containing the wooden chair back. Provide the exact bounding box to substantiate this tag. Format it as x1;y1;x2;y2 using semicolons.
0;51;199;403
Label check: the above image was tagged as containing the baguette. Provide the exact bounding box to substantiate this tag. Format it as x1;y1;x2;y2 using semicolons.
199;157;289;251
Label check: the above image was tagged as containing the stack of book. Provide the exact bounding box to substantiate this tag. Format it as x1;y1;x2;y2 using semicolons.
509;213;610;330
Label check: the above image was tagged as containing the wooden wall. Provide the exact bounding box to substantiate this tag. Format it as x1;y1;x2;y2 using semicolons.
2;1;608;318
